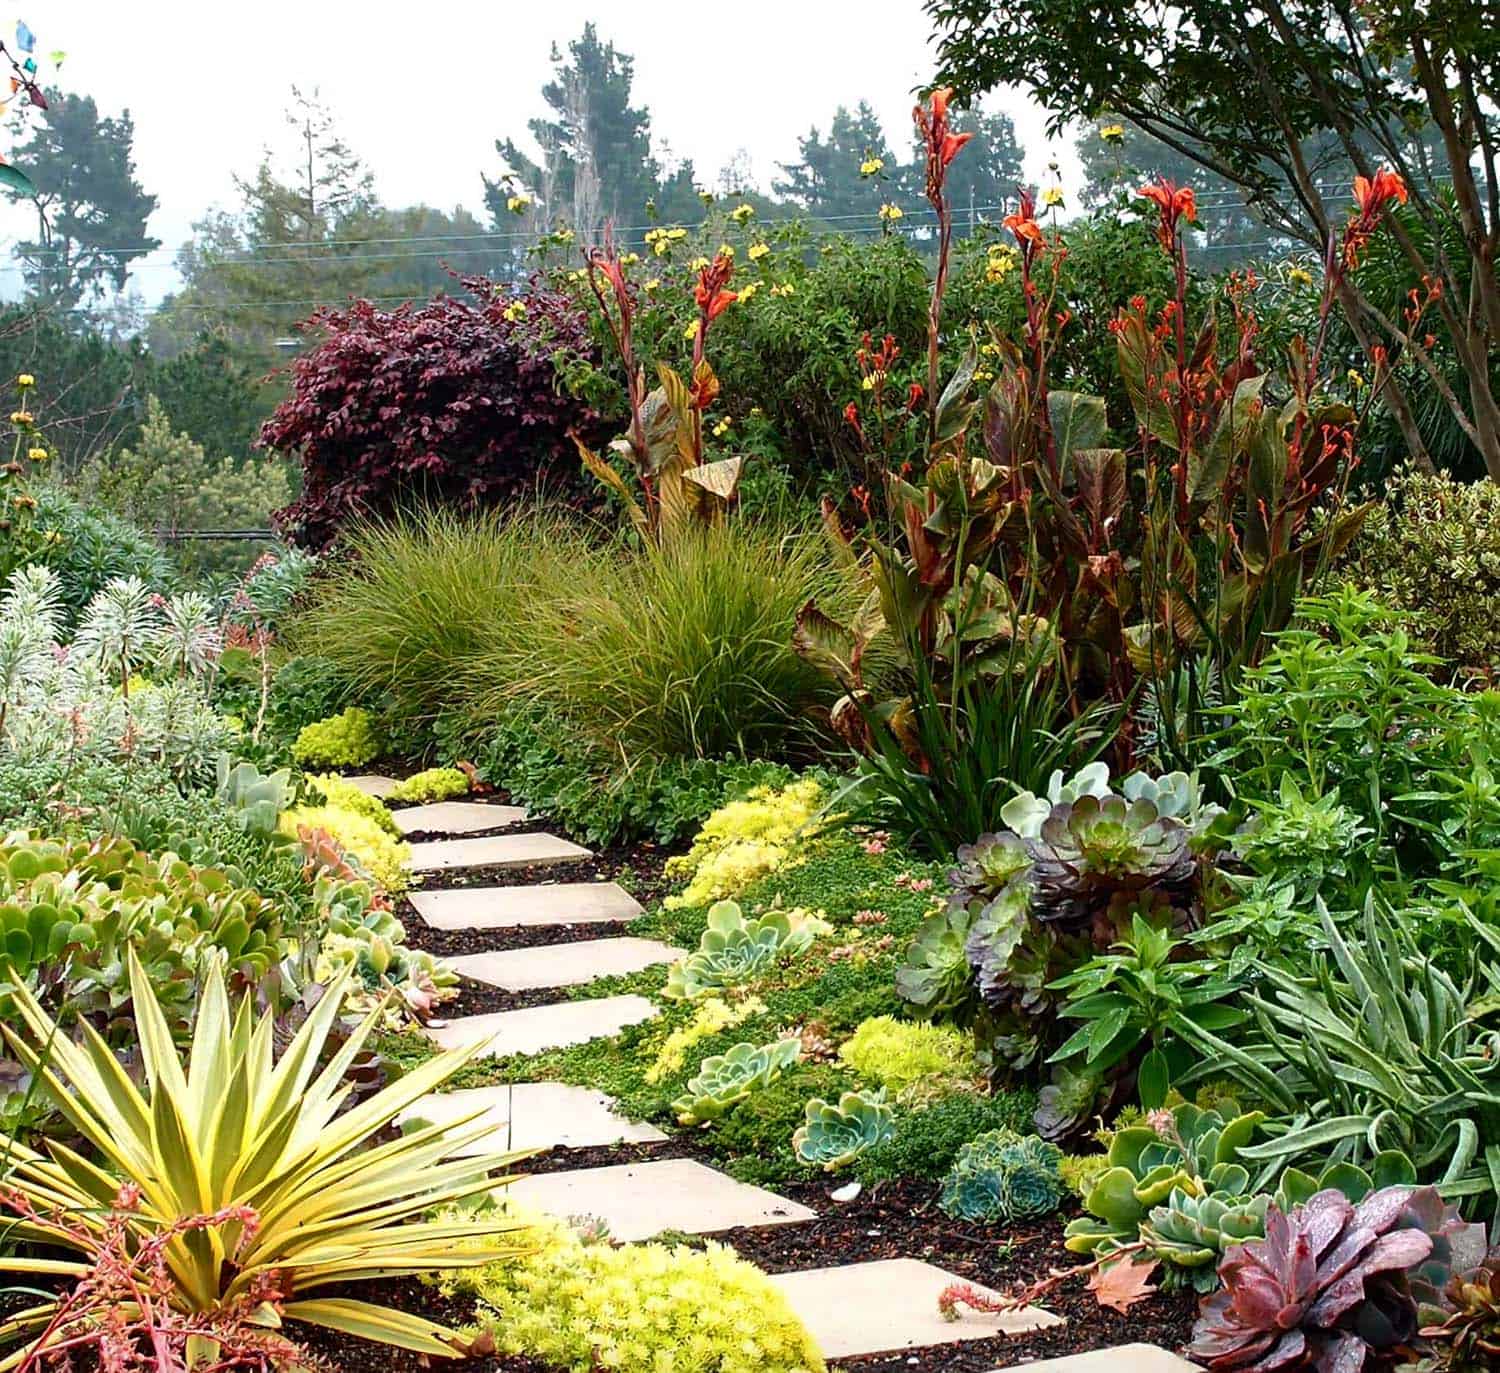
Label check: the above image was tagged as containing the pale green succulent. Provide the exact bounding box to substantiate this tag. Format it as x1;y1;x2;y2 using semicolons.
792;1089;895;1171
939;1129;1066;1223
999;762;1113;839
215;754;294;837
672;1039;801;1125
1138;1186;1271;1290
663;901;816;1000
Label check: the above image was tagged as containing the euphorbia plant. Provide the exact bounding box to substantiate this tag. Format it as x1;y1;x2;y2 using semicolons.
572;226;746;542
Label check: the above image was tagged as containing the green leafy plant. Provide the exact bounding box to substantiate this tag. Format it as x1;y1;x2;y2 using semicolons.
662;900;819;1000
939;1128;1066;1223
895;904;981;1022
672;1038;801;1125
837;1015;974;1101
214;754;294;837
0;951;528;1359
291;707;383;770
1232;773;1371;896
792;1088;896;1171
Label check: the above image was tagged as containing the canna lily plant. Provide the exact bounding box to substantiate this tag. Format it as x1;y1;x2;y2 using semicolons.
0;949;529;1365
573;225;745;542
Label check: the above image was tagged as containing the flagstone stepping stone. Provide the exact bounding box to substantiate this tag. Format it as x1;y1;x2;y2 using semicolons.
444;937;683;991
989;1346;1194;1372
506;1158;816;1241
341;774;400;798
397;1082;666;1154
426;994;658;1058
768;1258;1062;1359
390;801;528;835
408;831;591;872
410;882;644;930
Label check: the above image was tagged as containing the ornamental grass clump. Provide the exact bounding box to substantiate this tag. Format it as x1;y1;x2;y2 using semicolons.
0;951;529;1361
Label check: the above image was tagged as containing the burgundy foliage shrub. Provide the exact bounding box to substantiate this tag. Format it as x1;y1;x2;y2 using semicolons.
262;277;599;547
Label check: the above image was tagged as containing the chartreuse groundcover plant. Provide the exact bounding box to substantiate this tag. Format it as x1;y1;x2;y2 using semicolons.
290;706;382;770
0;951;528;1363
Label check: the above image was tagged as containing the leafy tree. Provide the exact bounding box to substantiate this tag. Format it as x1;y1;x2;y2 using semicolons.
926;0;1500;479
774;103;904;224
4;90;159;317
484;25;659;239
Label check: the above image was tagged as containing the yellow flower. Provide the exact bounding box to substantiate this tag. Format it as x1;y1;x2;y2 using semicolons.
26;447;47;463
684;320;699;341
9;411;31;425
770;282;795;297
729;204;754;224
1042;186;1065;208
985;244;1018;284
747;242;770;262
16;373;34;387
502;300;528;322
553;228;575;245
860;156;885;177
716;243;735;260
1100;124;1126;144
565;269;585;283
878;203;903;222
505;194;532;214
737;281;759;301
620;251;640;266
643;278;661;293
712;418;731;437
1287;266;1314;287
1348;369;1367;389
861;374;876;391
689;255;710;271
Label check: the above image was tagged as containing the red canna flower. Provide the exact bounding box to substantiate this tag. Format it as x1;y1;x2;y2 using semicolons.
907;382;925;412
694;254;738;321
844;401;862;434
1352;167;1407;216
915;86;970;209
1004;190;1044;247
1139;179;1196;249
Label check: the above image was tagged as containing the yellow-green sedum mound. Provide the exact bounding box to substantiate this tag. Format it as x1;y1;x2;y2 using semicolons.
436;1207;825;1373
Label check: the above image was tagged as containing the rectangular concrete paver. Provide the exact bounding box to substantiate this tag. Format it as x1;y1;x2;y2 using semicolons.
445;937;682;991
342;774;400;798
410;882;644;931
397;1082;666;1154
989;1345;1193;1372
426;994;658;1058
506;1157;815;1241
769;1259;1062;1359
408;832;591;873
390;801;528;835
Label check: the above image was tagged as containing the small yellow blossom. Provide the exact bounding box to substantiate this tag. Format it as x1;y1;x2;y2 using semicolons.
26;447;46;463
985;244;1018;284
553;227;575;245
729;203;755;224
565;269;585;283
878;202;903;222
689;255;711;271
620;251;640;266
1041;186;1065;208
770;282;795;297
9;411;32;425
747;242;770;262
11;494;35;511
749;406;763;417
712;418;731;437
505;194;532;214
1287;266;1314;286
861;374;876;391
1100;124;1126;144
1348;369;1367;389
16;373;34;387
860;155;885;177
684;320;699;341
737;281;759;301
502;300;528;322
643;278;661;293
645;226;688;256
716;243;735;260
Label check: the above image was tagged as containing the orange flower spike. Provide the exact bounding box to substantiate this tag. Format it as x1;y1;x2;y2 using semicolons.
941;130;974;166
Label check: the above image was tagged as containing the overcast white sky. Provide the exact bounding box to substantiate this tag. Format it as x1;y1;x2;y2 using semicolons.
0;0;1079;305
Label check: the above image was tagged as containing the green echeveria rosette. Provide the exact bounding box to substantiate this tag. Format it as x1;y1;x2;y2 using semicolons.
791;1089;895;1171
896;904;979;1021
672;1038;801;1125
948;831;1032;904
939;1128;1065;1223
663;901;811;1000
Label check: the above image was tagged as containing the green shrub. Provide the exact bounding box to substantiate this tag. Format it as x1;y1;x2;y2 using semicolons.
25;484;171;620
443;1206;826;1373
837;1015;976;1101
263;655;357;744
855;1090;1040;1183
291;707;382;770
1335;467;1500;671
387;767;469;804
513;520;862;764
291;507;584;727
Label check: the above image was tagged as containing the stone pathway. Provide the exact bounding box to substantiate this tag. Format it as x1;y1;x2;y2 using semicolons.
381;785;1182;1369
